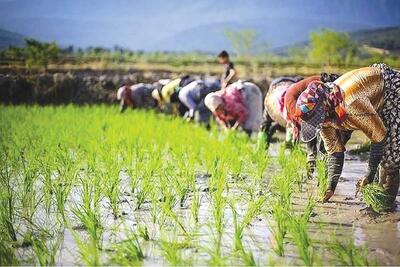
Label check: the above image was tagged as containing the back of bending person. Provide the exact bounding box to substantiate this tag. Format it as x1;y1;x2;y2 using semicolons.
205;81;263;135
295;64;400;207
262;76;303;145
284;73;349;175
178;80;220;127
152;75;194;116
117;83;157;112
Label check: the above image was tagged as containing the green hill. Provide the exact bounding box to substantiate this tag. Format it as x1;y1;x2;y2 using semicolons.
350;26;400;51
0;28;25;50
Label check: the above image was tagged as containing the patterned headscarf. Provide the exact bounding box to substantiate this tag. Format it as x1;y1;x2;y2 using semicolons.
324;82;346;124
295;81;346;142
295;81;326;142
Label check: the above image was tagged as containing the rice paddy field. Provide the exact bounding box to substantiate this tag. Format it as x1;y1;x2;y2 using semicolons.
1;105;400;266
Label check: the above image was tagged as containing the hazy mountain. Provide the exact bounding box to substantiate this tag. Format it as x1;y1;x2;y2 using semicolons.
0;0;399;51
152;18;374;52
0;28;25;49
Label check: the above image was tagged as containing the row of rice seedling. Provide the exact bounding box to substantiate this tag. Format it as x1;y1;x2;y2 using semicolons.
0;105;379;265
267;144;379;266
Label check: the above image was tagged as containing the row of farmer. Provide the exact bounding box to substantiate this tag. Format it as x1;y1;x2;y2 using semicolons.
116;54;400;211
116;76;263;134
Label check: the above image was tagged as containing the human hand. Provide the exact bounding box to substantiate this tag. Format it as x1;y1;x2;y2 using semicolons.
355;176;370;197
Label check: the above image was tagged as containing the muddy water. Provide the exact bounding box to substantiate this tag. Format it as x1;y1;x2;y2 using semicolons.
16;148;400;266
310;155;400;265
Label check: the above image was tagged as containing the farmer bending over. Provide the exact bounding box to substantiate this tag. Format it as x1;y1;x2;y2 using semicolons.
284;73;352;175
178;79;220;127
294;64;400;208
205;81;263;135
151;75;194;116
117;83;157;112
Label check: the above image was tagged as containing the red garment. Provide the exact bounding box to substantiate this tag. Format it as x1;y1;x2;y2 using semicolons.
121;86;134;107
285;76;320;122
215;89;248;126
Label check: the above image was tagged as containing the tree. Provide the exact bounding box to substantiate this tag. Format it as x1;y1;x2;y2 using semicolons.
308;29;358;66
224;29;258;56
24;38;59;71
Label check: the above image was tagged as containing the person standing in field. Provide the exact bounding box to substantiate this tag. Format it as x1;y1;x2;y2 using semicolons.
205;81;263;135
294;64;400;208
217;50;237;90
116;83;157;112
178;79;220;128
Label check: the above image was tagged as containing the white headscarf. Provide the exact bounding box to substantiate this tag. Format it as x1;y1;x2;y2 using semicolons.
117;86;127;100
204;92;223;112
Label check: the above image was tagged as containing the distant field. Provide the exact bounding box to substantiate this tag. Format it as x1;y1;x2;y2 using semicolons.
1;57;391;79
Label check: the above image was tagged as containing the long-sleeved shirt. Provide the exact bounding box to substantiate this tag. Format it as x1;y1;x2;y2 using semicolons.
215;88;248;126
320;67;385;154
179;80;219;111
178;80;205;111
285;75;320;122
130;83;156;108
161;78;181;103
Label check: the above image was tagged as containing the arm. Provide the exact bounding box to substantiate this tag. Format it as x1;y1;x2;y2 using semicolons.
320;127;345;194
223;68;236;85
347;97;386;184
215;115;229;130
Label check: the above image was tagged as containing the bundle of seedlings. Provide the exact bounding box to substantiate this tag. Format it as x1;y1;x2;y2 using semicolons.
361;183;392;213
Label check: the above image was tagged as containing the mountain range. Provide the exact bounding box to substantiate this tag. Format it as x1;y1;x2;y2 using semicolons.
0;0;399;52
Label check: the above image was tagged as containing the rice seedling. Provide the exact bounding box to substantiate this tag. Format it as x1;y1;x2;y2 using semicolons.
159;238;191;266
361;183;393;213
190;187;201;224
98;151;122;218
52;148;78;222
229;200;257;266
137;223;151;241
30;229;63;266
327;232;374;266
69;169;104;264
0;150;18;243
0;105;389;266
316;159;328;198
286;199;315;266
159;202;190;237
110;230;144;266
269;200;288;256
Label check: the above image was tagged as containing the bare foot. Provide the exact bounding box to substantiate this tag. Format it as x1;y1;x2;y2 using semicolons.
322;190;334;203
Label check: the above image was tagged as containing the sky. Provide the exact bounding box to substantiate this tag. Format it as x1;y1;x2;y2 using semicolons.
0;0;399;51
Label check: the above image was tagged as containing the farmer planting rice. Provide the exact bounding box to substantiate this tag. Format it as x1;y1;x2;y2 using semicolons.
116;83;157;112
178;79;220;127
294;63;400;208
151;75;194;116
217;50;237;90
205;81;263;135
282;73;351;175
261;76;303;146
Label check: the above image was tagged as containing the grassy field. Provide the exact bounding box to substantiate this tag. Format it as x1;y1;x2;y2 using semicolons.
0;105;377;265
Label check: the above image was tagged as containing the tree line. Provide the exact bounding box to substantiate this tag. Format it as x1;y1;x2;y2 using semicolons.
1;29;399;71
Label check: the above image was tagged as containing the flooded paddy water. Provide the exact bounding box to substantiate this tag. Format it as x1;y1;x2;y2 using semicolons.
13;148;399;266
1;106;399;266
